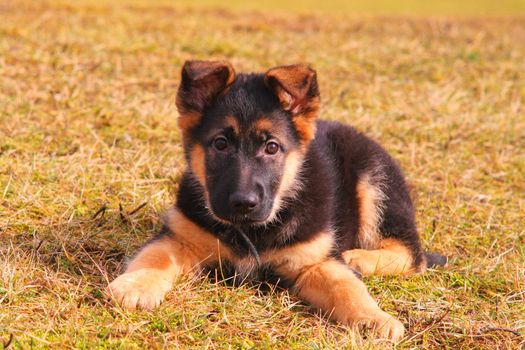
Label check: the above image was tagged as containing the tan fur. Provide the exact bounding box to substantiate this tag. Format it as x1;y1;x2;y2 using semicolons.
295;260;405;340
342;238;419;276
265;231;334;272
267;150;304;222
108;208;232;309
190;144;207;188
252;117;299;145
291;96;320;146
225;115;240;134
265;232;404;341
252;118;275;133
292;113;318;145
108;267;174;310
177;110;202;133
108;236;188;310
126;237;178;272
165;207;234;263
356;174;384;249
227;228;334;277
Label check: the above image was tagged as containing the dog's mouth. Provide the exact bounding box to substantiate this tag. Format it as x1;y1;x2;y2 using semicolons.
204;204;270;227
228;213;269;227
215;208;273;227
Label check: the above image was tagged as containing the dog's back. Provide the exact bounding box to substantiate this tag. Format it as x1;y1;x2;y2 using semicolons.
312;120;425;268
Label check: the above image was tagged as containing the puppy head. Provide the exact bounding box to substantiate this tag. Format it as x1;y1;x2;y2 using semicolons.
176;60;320;226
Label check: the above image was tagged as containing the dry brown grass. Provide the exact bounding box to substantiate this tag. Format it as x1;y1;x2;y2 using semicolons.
1;1;524;348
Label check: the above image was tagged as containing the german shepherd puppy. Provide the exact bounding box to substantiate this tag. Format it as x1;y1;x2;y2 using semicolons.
108;61;446;341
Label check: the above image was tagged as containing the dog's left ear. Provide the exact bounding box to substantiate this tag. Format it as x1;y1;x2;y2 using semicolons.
264;64;320;143
264;64;320;114
176;60;236;133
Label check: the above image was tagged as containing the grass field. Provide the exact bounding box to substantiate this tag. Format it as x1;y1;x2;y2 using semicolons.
1;0;524;348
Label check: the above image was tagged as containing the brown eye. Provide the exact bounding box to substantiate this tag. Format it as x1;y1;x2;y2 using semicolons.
213;136;228;151
265;141;279;155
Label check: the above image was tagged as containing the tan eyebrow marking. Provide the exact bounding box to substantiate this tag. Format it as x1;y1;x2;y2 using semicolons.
190;144;206;188
253;118;274;133
251;117;289;143
225;115;240;134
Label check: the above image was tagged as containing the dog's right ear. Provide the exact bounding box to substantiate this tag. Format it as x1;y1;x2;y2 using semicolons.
176;60;236;132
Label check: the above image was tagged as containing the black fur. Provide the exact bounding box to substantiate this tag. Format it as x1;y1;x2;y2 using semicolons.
174;71;437;271
425;252;448;268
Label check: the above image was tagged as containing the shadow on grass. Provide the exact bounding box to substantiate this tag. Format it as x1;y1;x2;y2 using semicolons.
7;203;303;304
3;205;161;303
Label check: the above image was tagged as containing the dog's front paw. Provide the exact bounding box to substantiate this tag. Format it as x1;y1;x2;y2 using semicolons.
341;249;378;276
107;268;172;310
358;311;405;342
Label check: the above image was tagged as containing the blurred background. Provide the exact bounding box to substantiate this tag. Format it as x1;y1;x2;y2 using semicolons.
62;0;525;15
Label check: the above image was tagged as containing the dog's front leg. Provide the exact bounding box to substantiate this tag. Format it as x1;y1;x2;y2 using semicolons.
268;233;405;340
108;208;228;310
107;235;200;310
291;259;405;341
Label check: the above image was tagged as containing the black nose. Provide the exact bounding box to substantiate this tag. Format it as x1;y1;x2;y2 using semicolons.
229;192;259;215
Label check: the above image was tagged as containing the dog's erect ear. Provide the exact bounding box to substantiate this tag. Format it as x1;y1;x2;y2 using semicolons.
176;60;236;132
264;64;320;143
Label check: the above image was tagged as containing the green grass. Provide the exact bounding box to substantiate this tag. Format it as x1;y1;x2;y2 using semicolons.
1;0;524;349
